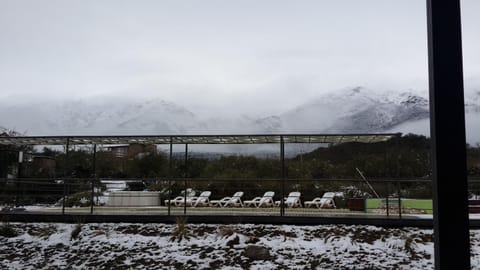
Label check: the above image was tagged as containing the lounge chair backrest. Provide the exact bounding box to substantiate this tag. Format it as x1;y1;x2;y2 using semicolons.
288;192;301;198
199;191;211;198
181;189;196;197
285;197;297;203
233;191;243;198
263;191;275;197
322;192;335;198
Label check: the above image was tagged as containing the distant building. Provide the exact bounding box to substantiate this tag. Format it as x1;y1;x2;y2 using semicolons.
105;144;156;159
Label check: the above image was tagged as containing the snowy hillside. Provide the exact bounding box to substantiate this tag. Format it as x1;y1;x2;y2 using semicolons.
278;87;430;133
0;222;443;270
0;98;200;135
386;89;480;144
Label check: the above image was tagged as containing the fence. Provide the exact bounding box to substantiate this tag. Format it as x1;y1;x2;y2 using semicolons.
2;177;462;220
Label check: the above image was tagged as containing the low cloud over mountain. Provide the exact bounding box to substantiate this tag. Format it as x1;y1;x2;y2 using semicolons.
1;87;479;143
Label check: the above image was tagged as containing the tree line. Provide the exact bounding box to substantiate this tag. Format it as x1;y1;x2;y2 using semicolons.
4;133;478;180
2;133;480;202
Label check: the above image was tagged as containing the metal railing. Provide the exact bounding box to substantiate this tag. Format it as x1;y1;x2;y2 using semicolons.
3;177;480;220
1;177;458;219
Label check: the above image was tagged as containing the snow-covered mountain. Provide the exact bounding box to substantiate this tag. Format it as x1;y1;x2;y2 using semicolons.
0;98;199;135
277;87;430;133
0;87;479;143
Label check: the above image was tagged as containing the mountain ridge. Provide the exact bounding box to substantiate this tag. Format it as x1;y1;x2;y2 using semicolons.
1;87;479;143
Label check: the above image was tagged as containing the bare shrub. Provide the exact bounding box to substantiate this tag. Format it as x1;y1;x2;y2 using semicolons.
0;222;18;238
170;217;190;242
71;224;82;241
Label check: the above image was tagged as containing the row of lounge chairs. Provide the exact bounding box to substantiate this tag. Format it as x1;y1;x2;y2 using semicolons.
164;190;343;208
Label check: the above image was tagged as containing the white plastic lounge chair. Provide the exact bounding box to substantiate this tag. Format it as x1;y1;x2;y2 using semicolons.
223;191;244;207
193;191;212;207
164;189;196;206
275;191;302;208
210;191;244;207
249;191;275;208
304;197;321;208
209;197;231;207
258;191;275;208
305;192;336;209
244;196;262;207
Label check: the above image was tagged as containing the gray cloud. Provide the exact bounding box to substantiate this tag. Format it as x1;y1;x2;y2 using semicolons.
0;0;478;116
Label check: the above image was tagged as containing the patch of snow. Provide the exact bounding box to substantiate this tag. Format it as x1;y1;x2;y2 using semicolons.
0;222;474;269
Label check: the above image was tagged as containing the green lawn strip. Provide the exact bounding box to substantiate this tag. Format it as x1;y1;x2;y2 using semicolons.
366;198;433;214
366;199;383;209
402;199;433;213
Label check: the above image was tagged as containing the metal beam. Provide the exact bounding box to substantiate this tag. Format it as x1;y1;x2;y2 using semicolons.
280;136;285;216
62;138;70;215
184;143;188;215
90;144;96;214
427;1;470;269
168;137;172;216
0;133;398;146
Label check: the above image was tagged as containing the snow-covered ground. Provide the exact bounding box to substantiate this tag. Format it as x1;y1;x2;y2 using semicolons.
0;222;475;269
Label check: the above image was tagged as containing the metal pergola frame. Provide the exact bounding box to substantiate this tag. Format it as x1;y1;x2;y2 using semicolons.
0;133;397;146
1;133;399;217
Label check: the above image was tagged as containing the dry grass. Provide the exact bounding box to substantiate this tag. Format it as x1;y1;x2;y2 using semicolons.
170;217;190;242
0;222;18;238
70;224;82;241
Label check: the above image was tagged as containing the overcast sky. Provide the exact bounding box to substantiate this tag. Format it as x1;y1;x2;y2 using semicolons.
0;0;478;115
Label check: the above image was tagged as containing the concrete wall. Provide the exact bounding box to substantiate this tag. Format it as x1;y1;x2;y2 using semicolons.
107;191;161;207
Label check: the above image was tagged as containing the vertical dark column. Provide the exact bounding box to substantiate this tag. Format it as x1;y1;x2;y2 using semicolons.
62;138;70;215
15;151;23;207
384;142;389;217
386;182;390;217
397;182;402;219
168;137;172;216
280;136;285;216
90;144;97;214
184;143;188;215
427;1;470;269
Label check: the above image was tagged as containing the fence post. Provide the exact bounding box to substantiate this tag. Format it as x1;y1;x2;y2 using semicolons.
62;137;70;215
168;137;173;216
386;182;389;217
184;143;188;216
280;136;285;217
90;144;96;215
397;181;401;219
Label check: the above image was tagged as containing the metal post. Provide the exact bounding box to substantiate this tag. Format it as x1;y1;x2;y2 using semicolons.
384;142;389;217
397;181;401;219
62;138;70;215
384;141;388;179
280;136;285;217
168;137;172;216
427;1;470;269
90;144;96;214
15;151;23;207
184;143;188;215
386;182;389;217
